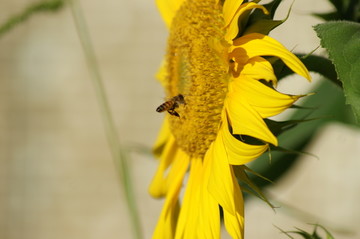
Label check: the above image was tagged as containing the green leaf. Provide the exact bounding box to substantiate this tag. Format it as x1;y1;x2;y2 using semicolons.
269;145;318;160
310;224;336;239
244;0;288;35
277;224;336;239
253;0;283;19
234;165;275;209
244;19;285;35
292;229;314;239
265;118;318;137
314;21;360;124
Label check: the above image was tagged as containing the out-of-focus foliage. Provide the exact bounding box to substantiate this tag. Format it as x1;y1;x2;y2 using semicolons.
0;0;64;37
248;0;360;195
313;0;360;22
243;0;287;35
315;21;360;124
278;224;335;239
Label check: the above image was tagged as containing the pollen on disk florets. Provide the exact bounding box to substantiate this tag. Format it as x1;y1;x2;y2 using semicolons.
165;0;229;158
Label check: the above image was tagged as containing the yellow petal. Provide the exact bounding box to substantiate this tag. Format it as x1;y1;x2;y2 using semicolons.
207;137;235;215
232;77;303;118
223;0;244;28
223;201;244;239
156;0;185;28
176;157;221;238
175;158;202;239
163;149;190;215
197;150;220;238
152;201;179;239
224;3;268;43
155;60;168;88
149;135;178;198
225;89;278;145
153;117;171;158
152;152;190;239
220;123;268;165
207;136;245;238
230;33;311;81
239;56;277;85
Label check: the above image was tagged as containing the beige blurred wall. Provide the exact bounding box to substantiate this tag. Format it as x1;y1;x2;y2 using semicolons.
0;0;359;239
1;0;166;238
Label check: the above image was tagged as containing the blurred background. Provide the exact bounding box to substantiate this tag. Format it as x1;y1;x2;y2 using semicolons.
1;0;359;238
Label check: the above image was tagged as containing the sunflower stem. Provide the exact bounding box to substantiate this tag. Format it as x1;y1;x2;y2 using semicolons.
69;1;143;238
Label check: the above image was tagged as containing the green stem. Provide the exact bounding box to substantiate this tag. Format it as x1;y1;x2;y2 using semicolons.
0;0;64;37
69;1;143;238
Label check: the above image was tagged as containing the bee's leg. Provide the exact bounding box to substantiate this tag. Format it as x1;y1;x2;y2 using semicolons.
168;109;180;117
180;96;186;105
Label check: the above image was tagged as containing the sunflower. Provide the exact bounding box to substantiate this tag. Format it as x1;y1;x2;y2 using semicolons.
150;0;311;238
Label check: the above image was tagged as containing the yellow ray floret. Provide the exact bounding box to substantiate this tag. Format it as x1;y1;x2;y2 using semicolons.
237;56;277;85
197;155;221;238
220;121;269;165
224;2;269;43
155;60;169;88
207;136;244;239
207;135;240;215
226;87;278;145
152;150;189;239
230;33;312;81
222;0;244;26
156;0;186;28
174;158;203;239
153;117;171;158
149;135;178;198
231;77;304;118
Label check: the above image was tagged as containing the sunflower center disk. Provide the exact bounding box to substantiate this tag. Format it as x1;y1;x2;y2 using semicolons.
165;0;229;158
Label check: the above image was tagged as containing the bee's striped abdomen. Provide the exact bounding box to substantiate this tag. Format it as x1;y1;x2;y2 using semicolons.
156;101;174;113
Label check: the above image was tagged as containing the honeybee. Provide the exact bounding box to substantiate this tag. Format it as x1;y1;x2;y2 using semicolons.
156;94;185;117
